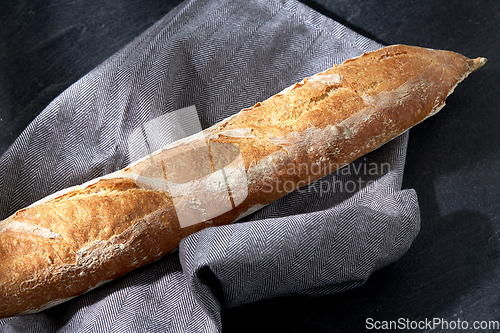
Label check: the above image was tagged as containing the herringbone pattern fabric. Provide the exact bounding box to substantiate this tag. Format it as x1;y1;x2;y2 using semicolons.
0;0;420;331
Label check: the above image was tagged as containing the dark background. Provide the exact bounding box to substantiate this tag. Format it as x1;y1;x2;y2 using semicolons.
1;0;499;332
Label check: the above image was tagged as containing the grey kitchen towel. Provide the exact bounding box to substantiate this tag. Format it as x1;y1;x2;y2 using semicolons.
0;0;420;332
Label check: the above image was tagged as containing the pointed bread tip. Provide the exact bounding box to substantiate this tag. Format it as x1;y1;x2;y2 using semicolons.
470;57;487;72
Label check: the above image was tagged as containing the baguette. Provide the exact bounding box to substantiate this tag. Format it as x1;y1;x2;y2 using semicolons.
0;45;486;318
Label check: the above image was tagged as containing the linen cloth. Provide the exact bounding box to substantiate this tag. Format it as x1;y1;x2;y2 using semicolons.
0;0;420;331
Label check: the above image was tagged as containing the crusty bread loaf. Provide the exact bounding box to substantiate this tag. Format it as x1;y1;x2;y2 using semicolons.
0;45;485;318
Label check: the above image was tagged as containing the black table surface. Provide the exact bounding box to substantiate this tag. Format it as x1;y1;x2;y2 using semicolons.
1;0;499;332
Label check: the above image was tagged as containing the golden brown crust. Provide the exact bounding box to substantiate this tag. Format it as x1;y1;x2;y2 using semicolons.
0;45;485;318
